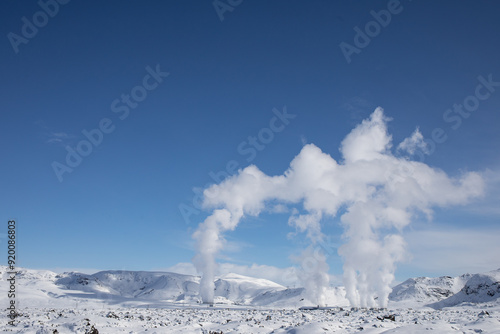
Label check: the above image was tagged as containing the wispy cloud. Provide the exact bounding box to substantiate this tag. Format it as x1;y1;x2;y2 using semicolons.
397;127;429;155
458;169;500;217
300;135;308;146
46;131;73;145
36;120;75;146
341;96;375;122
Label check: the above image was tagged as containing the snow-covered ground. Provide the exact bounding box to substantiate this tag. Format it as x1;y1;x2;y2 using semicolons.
1;266;499;333
4;305;500;334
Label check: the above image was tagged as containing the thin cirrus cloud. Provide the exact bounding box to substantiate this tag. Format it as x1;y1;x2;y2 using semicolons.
46;131;73;145
35;120;75;146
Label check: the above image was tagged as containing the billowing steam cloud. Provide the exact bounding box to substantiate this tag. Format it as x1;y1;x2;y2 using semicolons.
192;108;484;307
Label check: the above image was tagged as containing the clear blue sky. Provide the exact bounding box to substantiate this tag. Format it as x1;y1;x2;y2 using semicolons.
1;0;499;282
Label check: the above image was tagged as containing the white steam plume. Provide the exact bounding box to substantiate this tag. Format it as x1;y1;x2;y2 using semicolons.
292;245;330;306
192;107;484;307
288;211;330;305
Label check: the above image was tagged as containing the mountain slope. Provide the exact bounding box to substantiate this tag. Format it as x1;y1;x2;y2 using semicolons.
2;266;344;307
2;266;499;309
389;274;473;303
214;273;286;304
55;270;200;301
429;268;500;308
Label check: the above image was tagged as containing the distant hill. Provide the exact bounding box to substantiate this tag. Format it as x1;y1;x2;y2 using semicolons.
1;266;499;309
0;266;348;308
389;273;473;303
428;269;500;308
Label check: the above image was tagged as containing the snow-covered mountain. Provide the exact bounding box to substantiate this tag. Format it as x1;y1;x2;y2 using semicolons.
55;270;201;301
389;273;473;303
389;269;500;308
0;266;348;308
54;270;297;305
429;269;500;308
2;266;499;309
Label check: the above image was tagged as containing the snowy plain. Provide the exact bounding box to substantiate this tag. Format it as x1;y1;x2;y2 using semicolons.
1;266;499;333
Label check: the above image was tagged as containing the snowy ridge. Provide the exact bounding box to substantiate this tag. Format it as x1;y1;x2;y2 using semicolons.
389;274;473;303
55;270;296;305
1;266;348;307
429;268;500;308
55;270;200;301
213;273;286;305
2;266;500;309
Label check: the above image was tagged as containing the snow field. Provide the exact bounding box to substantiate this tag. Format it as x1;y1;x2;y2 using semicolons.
2;305;499;333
